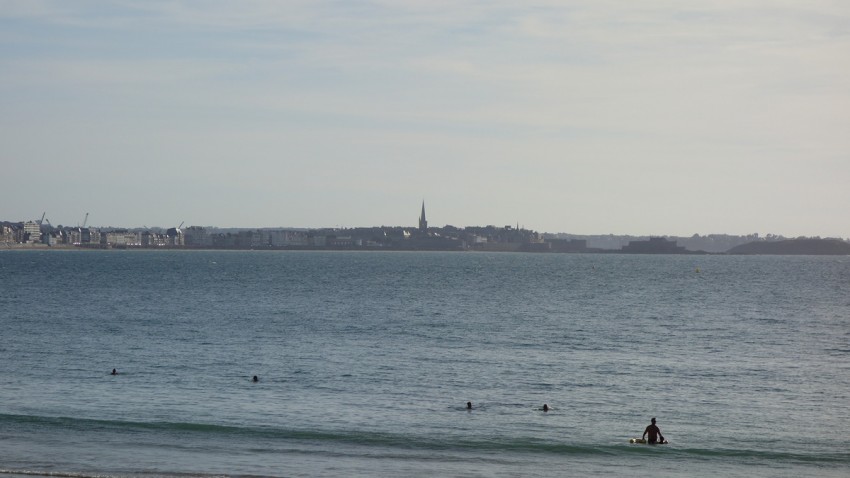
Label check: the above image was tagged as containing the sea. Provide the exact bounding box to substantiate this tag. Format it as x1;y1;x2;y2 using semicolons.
1;249;848;477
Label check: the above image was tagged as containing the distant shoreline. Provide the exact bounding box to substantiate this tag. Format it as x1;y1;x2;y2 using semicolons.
4;241;849;255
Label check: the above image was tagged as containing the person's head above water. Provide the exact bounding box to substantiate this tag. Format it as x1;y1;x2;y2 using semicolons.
252;375;259;382
111;369;117;375
543;404;549;412
466;401;472;409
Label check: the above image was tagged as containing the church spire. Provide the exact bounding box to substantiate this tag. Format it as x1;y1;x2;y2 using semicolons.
419;200;428;234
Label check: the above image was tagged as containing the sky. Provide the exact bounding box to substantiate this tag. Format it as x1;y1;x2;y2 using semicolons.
1;1;848;237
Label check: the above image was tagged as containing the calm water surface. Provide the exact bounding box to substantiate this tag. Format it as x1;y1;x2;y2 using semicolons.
1;250;848;477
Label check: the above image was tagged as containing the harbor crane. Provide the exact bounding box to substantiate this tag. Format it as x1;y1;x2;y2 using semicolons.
37;212;54;233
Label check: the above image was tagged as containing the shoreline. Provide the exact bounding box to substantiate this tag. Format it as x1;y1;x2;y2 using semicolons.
5;239;850;255
3;243;717;254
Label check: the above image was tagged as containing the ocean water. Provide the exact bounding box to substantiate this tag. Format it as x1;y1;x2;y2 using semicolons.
1;250;848;477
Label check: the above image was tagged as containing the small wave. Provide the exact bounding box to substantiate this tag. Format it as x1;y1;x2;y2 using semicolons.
0;470;231;478
3;413;849;465
667;446;850;464
1;471;113;478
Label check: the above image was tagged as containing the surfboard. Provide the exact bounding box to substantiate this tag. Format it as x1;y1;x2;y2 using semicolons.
629;438;668;444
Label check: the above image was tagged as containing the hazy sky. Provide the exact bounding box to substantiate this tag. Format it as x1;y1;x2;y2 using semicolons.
2;1;848;236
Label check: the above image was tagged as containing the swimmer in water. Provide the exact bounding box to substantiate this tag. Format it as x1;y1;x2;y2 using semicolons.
252;375;259;382
542;403;549;412
642;417;665;444
467;401;472;410
111;369;117;375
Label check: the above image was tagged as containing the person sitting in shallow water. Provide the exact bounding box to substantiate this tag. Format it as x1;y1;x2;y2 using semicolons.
642;417;665;444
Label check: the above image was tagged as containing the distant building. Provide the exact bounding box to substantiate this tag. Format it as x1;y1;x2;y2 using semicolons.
267;229;308;247
232;230;265;248
1;224;17;243
621;237;686;254
42;232;61;246
23;221;41;243
68;228;99;246
102;230;141;247
165;227;184;246
141;230;179;247
184;226;213;247
211;232;237;248
547;238;588;253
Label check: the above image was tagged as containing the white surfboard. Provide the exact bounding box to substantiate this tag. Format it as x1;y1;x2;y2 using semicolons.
629;438;668;444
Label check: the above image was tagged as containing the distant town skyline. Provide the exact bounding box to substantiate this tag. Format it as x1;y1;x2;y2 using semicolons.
2;2;849;238
3;207;845;242
6;211;848;255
